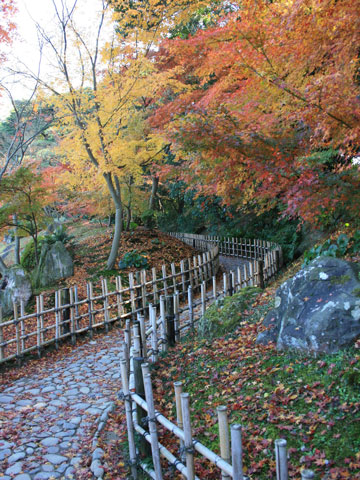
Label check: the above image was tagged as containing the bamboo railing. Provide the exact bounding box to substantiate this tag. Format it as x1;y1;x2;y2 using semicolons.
0;234;282;365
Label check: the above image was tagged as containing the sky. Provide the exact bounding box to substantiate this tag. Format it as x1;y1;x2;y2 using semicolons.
0;0;111;119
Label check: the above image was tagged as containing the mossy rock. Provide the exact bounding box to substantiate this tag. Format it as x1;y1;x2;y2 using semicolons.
198;287;262;339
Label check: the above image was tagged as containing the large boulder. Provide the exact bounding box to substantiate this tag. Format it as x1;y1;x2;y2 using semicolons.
33;241;74;288
0;266;32;316
256;257;360;353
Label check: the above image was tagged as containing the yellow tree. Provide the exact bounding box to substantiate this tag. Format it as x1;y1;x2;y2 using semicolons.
22;0;211;268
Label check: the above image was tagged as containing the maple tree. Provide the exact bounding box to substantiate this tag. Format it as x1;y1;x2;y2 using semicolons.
150;0;360;225
0;0;16;66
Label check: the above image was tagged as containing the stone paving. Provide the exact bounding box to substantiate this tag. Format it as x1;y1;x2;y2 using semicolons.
0;332;124;479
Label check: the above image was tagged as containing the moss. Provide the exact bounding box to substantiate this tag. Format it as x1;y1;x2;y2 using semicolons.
197;286;262;339
330;274;351;285
352;288;360;297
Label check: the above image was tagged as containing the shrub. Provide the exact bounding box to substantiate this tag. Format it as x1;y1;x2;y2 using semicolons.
302;230;360;266
20;236;46;271
118;250;149;269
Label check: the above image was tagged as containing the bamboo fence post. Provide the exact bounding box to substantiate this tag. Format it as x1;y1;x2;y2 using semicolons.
174;291;180;342
228;271;234;296
237;267;242;291
198;254;203;283
301;470;315;479
142;369;163;480
174;381;185;462
165;295;175;347
141;269;147;311
20;300;25;352
257;259;265;289
223;272;228;297
129;272;136;319
231;424;243;480
60;288;71;336
69;287;76;345
159;295;167;353
138;314;147;359
55;291;60;349
101;278;109;332
275;439;288;480
188;258;193;287
181;392;195;480
86;282;94;339
74;285;80;328
201;281;206;317
212;276;217;301
180;260;186;297
193;256;199;289
150;305;158;363
188;285;194;329
135;271;142;312
152;268;158;305
13;302;21;361
120;359;138;479
116;276;124;320
171;263;177;292
134;356;152;458
162;265;168;297
0;307;4;361
39;294;45;346
217;406;230;480
248;262;254;286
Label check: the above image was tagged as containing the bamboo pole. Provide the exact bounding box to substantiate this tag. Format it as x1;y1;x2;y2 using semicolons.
174;291;180;342
223;273;228;297
152;268;158;305
217;406;230;480
20;300;25;352
13;302;21;362
138;314;147;359
55;291;60;349
73;285;79;328
162;265;168;297
150;305;158;363
86;282;94;339
180;260;186;296
134;356;151;458
188;286;194;329
275;439;288;480
129;272;136;318
142;369;163;480
116;276;124;319
159;295;167;353
174;381;185;462
181;392;195;480
39;294;44;345
231;424;243;480
120;359;138;479
201;281;206;317
102;278;109;332
212;276;217;301
165;295;175;347
69;287;76;345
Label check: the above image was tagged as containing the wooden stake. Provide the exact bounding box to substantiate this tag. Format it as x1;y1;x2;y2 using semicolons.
86;282;94;339
165;295;175;347
13;302;21;361
116;276;124;319
201;281;206;317
181;393;195;480
231;424;243;480
217;406;230;480
20;300;25;352
69;287;76;345
150;305;158;363
159;295;167;353
174;291;180;342
138;314;147;359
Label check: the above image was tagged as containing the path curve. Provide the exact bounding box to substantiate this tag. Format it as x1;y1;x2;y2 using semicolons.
0;331;123;479
219;254;250;273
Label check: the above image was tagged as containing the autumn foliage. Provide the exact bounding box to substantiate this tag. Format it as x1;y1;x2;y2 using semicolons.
150;0;360;225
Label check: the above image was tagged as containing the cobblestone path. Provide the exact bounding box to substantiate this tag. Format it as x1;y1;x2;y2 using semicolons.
0;332;123;479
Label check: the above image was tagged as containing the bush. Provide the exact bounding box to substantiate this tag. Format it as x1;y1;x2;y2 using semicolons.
118;250;149;269
302;230;360;266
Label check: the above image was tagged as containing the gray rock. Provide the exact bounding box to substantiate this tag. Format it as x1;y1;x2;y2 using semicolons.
33;241;74;288
8;451;26;463
34;473;61;480
46;446;60;454
257;257;360;353
44;453;68;465
0;395;14;404
6;462;23;475
91;459;104;477
0;266;32;316
14;474;32;480
65;466;75;478
41;437;59;447
0;448;11;460
93;447;105;460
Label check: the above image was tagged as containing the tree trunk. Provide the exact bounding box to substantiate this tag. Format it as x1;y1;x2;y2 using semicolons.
107;206;123;269
104;173;123;270
125;205;131;231
0;256;8;274
13;214;21;265
149;176;159;210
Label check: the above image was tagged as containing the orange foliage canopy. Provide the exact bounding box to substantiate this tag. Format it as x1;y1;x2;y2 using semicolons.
150;0;360;224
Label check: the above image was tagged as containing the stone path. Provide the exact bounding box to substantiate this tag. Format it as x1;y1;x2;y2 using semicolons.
219;254;250;273
0;331;124;479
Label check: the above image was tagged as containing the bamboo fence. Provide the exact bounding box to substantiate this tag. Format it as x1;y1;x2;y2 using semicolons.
0;235;281;365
